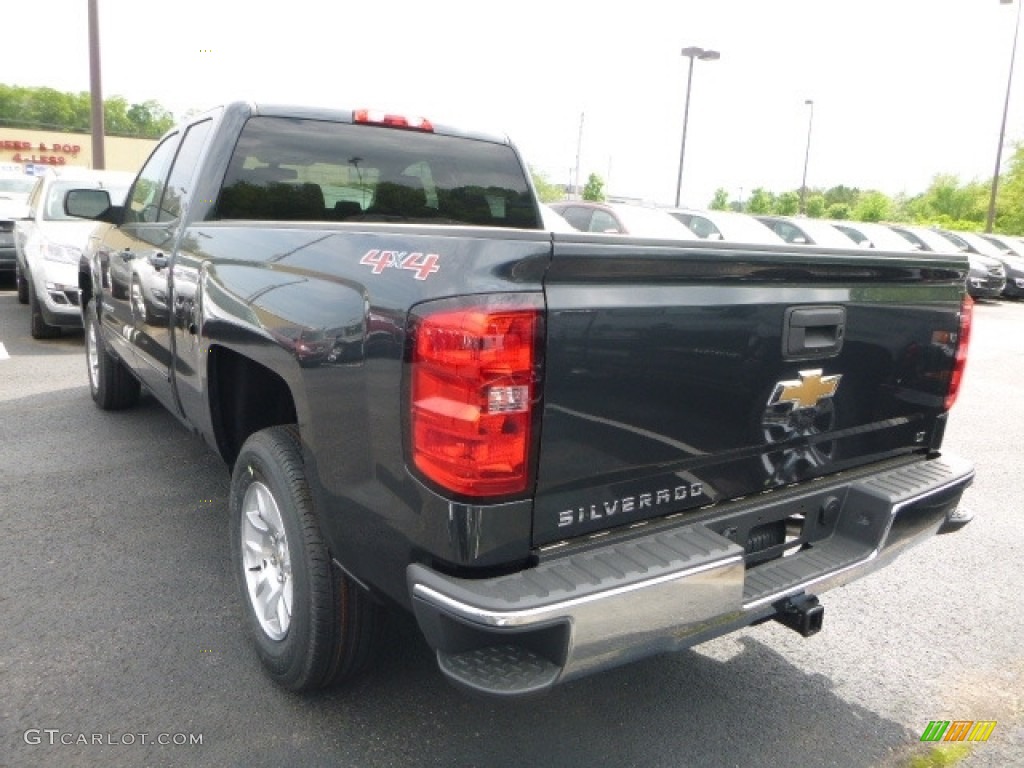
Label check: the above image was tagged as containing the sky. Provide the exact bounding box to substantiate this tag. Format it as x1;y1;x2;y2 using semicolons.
2;0;1021;208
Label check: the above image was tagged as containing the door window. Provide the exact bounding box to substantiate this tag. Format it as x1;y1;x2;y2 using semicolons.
126;134;180;224
159;120;213;222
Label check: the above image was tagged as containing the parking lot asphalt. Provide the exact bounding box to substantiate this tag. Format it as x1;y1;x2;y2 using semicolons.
1;279;1021;768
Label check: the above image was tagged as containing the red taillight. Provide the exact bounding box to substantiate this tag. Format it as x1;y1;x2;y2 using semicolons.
409;297;542;498
944;294;973;410
353;109;434;132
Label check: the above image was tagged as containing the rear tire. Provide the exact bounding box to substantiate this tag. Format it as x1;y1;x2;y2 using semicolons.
230;425;381;691
28;276;61;339
84;298;140;410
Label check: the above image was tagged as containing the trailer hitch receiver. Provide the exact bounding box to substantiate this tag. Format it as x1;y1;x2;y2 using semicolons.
773;594;824;637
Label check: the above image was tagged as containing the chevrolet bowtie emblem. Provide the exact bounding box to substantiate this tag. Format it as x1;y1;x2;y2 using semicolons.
769;369;842;410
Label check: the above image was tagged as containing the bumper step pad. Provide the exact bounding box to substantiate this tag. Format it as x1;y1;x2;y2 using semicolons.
437;645;560;696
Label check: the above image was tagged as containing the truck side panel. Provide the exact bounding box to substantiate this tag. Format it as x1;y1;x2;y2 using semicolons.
184;223;552;606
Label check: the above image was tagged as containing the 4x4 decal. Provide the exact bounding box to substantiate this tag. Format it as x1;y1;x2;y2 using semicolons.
359;249;440;280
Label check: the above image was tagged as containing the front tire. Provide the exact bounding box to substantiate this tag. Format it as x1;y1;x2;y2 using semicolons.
230;426;381;691
28;276;61;339
15;262;28;304
84;298;140;410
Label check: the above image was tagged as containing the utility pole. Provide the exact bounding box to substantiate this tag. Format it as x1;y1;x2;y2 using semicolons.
88;0;105;169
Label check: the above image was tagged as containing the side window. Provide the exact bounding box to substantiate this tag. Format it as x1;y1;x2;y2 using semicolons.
689;216;722;239
560;206;592;232
836;225;867;246
777;222;801;243
126;133;180;224
590;209;621;233
159;120;213;222
894;229;925;250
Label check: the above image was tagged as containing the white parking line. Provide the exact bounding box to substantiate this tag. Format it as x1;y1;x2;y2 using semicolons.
0;342;9;361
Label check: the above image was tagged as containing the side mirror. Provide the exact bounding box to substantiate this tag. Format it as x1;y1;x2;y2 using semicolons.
65;188;113;220
791;236;808;245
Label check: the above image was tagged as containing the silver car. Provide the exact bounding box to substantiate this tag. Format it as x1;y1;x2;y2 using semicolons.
830;220;929;252
754;215;861;249
550;201;697;239
15;168;133;338
0;171;36;275
666;208;786;245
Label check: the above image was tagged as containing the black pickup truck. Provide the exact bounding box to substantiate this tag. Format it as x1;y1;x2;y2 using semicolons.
68;102;975;698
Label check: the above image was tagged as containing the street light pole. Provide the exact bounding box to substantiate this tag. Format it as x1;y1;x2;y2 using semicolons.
799;99;814;215
675;46;720;208
986;0;1021;233
574;112;585;199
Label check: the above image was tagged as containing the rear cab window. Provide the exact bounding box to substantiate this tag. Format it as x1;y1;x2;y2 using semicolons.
215;117;540;229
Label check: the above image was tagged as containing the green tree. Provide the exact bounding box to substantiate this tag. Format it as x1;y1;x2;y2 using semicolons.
826;203;852;220
805;194;826;218
530;167;564;203
996;143;1024;234
31;87;77;129
709;188;730;210
0;84;175;138
886;192;913;223
582;173;605;202
125;99;174;137
746;187;775;214
103;96;132;135
913;174;985;225
774;191;799;216
853;190;893;222
68;91;91;132
823;185;860;209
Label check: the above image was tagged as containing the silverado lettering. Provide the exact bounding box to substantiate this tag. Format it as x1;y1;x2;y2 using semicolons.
558;483;705;528
66;101;975;699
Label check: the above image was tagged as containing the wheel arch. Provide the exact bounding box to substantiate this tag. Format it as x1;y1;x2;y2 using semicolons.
208;345;300;469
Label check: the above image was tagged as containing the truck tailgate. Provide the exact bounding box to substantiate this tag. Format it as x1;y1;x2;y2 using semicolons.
533;237;967;546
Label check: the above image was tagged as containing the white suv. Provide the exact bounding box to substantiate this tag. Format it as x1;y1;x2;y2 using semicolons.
15;168;133;338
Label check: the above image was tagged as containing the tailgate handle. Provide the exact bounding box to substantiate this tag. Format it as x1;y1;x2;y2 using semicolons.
784;306;845;359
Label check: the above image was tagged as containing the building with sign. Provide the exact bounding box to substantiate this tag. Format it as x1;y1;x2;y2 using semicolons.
0;127;155;176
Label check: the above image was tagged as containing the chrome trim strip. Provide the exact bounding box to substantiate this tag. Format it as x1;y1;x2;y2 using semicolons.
412;554;744;629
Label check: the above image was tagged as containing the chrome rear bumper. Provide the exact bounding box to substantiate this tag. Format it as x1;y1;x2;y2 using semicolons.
408;454;974;697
